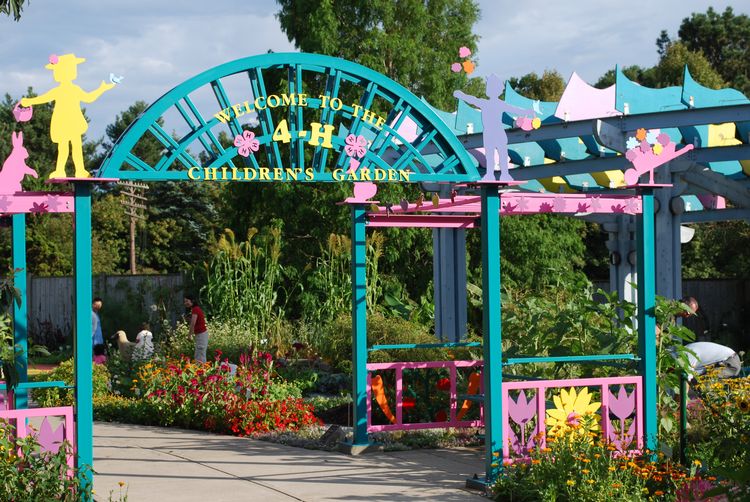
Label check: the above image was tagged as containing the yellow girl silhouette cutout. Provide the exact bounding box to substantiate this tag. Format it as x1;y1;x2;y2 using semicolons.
21;54;115;179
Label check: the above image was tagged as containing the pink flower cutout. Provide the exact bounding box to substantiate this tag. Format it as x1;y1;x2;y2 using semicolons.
344;134;367;158
48;54;59;65
31;202;49;213
451;63;462;73
458;47;472;58
234;130;260;158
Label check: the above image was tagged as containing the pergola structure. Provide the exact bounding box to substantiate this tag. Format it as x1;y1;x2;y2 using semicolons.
4;52;748;492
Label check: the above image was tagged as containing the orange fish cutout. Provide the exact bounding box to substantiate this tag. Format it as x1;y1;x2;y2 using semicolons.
371;374;396;424
456;372;481;421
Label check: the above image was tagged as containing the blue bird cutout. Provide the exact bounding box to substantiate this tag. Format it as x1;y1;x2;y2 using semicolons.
109;73;124;85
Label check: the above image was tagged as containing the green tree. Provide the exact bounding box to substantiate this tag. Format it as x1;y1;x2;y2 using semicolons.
650;42;724;89
0;0;28;20
677;6;750;95
275;0;480;109
98;101;223;273
507;70;566;101
595;43;723;90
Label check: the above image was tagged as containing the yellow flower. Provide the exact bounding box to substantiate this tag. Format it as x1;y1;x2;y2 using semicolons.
546;387;601;437
566;480;575;486
693;460;702;468
608;467;616;472
738;399;750;413
586;479;595;484
582;469;590;474
652;143;663;155
118;481;125;487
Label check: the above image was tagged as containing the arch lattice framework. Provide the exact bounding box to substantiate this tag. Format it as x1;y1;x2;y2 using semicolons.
98;53;479;183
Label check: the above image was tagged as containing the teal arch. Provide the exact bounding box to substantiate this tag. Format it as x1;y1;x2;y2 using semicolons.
98;52;479;182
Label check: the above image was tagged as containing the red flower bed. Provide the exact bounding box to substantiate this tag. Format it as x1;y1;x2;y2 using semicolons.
133;350;320;435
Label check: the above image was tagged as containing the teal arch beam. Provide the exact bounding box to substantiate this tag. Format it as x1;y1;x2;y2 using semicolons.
174;100;217;158
312;68;343;171
289;64;305;170
12;213;28;409
334;81;378;170
248;67;283;169
210;79;243;138
99;53;478;182
181;96;230;162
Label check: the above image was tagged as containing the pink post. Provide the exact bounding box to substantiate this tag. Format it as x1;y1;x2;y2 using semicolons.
601;383;611;445
449;365;457;423
395;367;403;426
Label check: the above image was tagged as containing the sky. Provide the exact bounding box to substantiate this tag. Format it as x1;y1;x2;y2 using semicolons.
0;0;742;141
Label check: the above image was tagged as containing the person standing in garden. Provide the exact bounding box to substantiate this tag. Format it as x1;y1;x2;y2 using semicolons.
184;295;208;363
92;297;106;364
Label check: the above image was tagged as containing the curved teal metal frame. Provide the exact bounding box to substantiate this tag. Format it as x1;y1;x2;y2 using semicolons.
98;52;479;182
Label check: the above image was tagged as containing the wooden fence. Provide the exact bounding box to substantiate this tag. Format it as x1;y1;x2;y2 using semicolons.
21;274;184;347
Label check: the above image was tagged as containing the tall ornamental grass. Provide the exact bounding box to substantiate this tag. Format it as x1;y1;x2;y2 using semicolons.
202;226;288;339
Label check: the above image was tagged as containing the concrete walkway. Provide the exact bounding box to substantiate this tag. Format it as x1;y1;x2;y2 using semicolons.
93;422;489;501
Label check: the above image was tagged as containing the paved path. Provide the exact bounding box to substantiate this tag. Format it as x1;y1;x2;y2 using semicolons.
93;422;488;501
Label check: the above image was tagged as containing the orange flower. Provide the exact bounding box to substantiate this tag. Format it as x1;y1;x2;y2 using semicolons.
636;128;647;141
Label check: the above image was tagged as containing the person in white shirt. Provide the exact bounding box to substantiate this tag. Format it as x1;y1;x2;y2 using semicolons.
134;322;154;361
684;341;741;378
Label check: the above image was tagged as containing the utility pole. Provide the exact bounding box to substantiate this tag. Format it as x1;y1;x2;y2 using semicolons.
119;181;148;275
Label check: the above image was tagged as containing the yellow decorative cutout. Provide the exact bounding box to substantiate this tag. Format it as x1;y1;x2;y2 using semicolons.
21;54;116;179
546;387;601;439
708;123;750;175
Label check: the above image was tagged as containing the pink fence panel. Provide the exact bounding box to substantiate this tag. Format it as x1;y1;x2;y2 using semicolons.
0;406;76;468
503;376;643;459
366;360;484;432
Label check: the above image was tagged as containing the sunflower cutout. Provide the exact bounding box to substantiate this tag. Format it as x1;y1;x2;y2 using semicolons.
546;387;601;438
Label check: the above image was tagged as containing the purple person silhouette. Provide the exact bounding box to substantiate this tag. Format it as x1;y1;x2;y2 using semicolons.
454;74;534;181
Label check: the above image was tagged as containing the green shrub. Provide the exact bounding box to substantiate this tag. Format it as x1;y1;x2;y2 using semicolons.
31;359;110;407
94;394;161;424
161;319;297;363
319;312;479;373
0;421;91;501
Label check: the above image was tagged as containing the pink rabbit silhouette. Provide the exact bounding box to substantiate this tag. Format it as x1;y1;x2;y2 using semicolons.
0;131;38;194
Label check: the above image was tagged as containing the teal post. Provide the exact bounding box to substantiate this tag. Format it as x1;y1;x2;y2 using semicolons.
12;214;28;409
73;182;94;494
351;204;368;445
481;185;503;483
636;189;657;451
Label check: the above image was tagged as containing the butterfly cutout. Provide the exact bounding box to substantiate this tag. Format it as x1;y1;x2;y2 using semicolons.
234;130;260;158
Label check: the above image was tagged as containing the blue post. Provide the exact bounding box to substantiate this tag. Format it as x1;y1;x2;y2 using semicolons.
481;185;503;483
351;204;368;446
636;188;657;451
73;182;93;494
12;213;28;409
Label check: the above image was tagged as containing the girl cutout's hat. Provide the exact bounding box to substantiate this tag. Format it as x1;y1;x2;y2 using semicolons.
45;53;86;70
